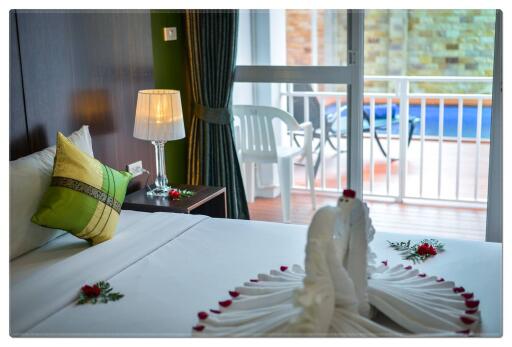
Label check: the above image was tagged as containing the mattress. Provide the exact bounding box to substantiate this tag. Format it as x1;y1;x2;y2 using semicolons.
10;210;502;337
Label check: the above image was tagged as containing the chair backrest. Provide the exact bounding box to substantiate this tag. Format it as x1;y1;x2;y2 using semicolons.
232;105;301;163
293;84;321;129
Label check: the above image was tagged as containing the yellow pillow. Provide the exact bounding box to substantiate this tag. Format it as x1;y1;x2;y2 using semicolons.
32;132;132;244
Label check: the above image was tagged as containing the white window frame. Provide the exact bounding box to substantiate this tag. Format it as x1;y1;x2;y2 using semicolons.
486;10;502;243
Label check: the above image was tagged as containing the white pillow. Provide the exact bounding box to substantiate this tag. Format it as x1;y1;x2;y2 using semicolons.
9;125;94;260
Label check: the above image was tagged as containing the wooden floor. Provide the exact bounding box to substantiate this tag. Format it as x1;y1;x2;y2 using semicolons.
248;138;488;241
248;192;486;241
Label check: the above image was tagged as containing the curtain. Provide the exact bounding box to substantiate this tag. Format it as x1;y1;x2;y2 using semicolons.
486;10;502;242
185;10;249;219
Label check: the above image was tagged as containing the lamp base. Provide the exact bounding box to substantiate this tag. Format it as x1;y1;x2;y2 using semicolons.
146;185;172;197
148;140;171;197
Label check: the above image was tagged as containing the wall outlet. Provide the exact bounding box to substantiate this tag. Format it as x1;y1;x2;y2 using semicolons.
163;27;177;41
127;160;144;177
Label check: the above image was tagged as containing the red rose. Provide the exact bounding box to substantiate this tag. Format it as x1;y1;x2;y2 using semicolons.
81;284;101;298
416;243;437;256
416;243;429;256
168;189;181;199
342;189;356;199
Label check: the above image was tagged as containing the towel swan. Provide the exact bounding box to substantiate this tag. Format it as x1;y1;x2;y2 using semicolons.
192;190;480;336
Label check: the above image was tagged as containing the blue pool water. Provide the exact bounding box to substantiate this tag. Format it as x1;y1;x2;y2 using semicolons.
327;103;492;139
407;104;491;139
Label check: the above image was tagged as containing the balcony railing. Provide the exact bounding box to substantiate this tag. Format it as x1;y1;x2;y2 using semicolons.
280;75;492;207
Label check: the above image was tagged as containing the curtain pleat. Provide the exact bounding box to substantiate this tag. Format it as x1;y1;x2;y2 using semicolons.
185;10;249;219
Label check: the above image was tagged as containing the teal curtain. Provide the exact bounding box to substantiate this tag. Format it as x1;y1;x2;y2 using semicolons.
185;10;249;219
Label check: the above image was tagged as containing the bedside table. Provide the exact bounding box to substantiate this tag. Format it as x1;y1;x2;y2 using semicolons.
122;183;227;218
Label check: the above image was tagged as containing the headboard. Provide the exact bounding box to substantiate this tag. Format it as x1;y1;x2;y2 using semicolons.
10;10;156;191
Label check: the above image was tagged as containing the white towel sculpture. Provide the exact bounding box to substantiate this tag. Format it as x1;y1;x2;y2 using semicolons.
192;190;480;337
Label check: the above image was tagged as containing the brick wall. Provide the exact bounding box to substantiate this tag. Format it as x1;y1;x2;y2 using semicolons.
286;10;312;65
285;10;495;93
407;10;495;93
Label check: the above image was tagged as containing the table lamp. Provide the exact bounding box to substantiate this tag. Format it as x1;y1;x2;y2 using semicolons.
133;89;185;197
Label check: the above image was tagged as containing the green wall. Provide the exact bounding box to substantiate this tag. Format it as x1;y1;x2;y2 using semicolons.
150;10;190;184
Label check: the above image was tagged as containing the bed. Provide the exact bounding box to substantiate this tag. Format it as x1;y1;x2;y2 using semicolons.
10;209;502;337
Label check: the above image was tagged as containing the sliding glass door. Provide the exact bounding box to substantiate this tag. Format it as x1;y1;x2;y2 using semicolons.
233;9;365;197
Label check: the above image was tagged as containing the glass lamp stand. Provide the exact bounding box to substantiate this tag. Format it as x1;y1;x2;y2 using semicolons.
147;140;171;197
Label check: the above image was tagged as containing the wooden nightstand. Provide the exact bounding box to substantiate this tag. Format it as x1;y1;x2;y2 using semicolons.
122;183;227;218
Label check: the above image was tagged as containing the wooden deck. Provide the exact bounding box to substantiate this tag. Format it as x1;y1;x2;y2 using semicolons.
248;193;486;241
248;138;488;241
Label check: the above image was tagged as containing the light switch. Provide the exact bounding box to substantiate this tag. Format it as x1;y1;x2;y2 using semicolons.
163;27;177;41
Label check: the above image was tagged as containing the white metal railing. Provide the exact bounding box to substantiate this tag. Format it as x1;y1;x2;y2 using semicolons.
280;75;492;206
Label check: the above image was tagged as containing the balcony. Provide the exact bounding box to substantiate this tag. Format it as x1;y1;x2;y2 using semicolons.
244;76;491;241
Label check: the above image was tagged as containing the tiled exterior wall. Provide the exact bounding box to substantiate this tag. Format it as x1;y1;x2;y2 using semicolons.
285;10;495;93
407;10;495;93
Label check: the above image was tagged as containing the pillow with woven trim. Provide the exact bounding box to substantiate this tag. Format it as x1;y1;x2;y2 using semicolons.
10;125;94;260
31;132;132;245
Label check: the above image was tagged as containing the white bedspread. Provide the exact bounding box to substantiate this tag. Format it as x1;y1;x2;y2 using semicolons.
10;212;502;337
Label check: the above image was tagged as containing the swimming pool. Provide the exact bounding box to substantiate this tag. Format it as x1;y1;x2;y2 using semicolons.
328;103;492;139
407;104;491;139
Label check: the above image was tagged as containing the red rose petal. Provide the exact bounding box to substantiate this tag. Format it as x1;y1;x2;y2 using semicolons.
381;260;388;266
465;300;480;309
229;291;240;298
404;265;412;270
418;273;426;277
197;311;208;320
342;189;356;198
457;329;471;335
280;266;288;272
250;279;259;283
465;309;478;315
460;316;476;325
436;278;445;282
219;300;232;308
461;293;474;299
210;309;221;314
193;325;205;332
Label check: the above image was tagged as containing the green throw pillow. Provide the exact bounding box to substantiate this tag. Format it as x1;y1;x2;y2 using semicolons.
32;132;132;244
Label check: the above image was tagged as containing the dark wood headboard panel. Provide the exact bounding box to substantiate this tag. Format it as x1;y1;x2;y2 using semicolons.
10;10;156;190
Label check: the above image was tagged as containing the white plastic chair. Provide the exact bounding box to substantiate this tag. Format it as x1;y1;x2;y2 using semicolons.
232;105;316;223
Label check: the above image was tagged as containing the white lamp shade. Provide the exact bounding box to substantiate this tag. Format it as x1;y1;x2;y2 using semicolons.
134;89;186;141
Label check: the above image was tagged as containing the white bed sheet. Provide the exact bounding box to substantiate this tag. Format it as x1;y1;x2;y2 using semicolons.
10;210;208;335
11;213;502;337
11;210;148;284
